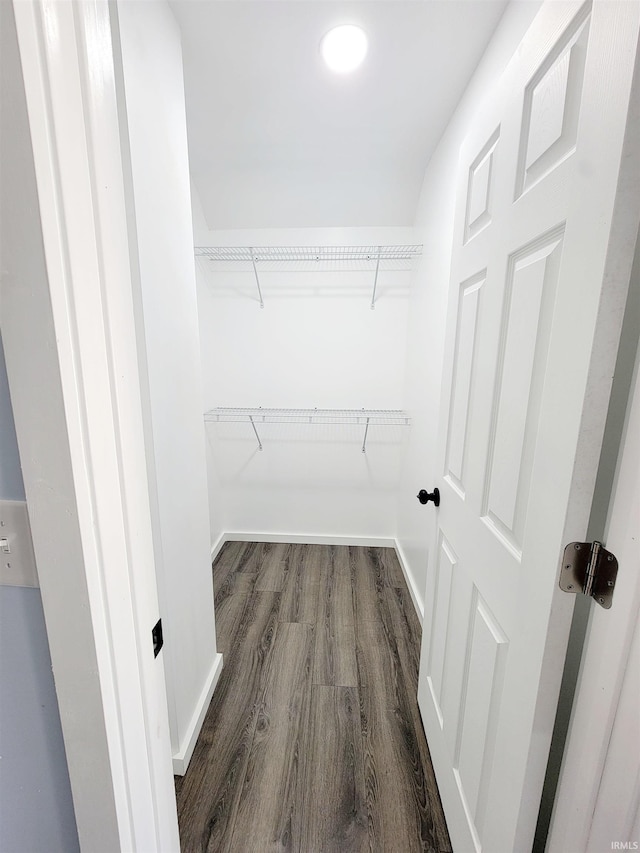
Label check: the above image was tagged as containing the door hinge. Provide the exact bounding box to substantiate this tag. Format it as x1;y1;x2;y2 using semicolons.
559;541;618;609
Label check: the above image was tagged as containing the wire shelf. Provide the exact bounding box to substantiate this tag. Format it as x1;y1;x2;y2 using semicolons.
204;407;411;452
204;407;410;425
195;244;421;308
194;245;422;263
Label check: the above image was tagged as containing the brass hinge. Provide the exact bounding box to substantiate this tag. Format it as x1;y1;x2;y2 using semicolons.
559;541;618;609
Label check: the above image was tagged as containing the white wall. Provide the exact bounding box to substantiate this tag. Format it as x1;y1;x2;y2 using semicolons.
396;0;543;618
193;188;416;542
113;0;220;770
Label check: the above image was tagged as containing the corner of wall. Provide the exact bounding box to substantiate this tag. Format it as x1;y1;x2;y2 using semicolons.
394;538;424;625
172;652;224;775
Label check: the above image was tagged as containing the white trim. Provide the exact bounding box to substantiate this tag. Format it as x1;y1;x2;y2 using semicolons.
210;531;226;563
9;1;179;849
393;539;424;626
219;531;396;549
172;652;224;776
547;296;640;853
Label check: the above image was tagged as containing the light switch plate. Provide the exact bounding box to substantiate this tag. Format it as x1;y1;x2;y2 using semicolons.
0;500;39;588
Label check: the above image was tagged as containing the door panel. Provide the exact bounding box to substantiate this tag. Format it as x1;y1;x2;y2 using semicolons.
427;533;456;724
445;272;484;496
464;130;500;243
516;9;590;198
418;2;640;851
455;591;508;837
484;227;564;555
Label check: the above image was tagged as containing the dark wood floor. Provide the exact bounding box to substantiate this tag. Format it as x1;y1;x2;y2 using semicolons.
174;542;451;853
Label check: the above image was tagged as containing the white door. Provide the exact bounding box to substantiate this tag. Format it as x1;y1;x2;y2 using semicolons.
547;300;640;852
417;2;640;851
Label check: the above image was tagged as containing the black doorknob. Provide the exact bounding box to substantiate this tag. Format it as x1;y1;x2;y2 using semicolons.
417;488;440;507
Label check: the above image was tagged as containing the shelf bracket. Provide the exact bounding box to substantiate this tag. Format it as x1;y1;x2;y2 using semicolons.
249;415;263;451
362;417;370;452
249;248;265;309
370;250;381;310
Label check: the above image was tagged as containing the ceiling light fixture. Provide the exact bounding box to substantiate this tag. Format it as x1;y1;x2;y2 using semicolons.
320;25;368;74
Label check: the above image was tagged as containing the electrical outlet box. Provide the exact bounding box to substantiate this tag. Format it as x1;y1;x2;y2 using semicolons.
0;500;38;588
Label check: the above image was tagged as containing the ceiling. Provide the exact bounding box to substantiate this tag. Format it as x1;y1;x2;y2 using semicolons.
170;1;510;231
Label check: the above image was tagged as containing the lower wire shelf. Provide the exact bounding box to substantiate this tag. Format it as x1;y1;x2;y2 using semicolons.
204;407;411;452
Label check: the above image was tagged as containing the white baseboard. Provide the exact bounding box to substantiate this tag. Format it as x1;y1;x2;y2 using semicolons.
210;531;226;563
172;652;224;776
393;539;424;626
217;531;396;549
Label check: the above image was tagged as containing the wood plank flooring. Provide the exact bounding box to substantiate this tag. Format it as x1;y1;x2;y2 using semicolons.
175;542;451;853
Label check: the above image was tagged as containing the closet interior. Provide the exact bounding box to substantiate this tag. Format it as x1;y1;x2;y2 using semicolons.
194;221;421;542
126;0;518;776
111;0;535;800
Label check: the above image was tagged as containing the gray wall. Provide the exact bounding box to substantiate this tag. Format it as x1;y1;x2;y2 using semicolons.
0;4;79;851
0;337;78;853
0;339;25;503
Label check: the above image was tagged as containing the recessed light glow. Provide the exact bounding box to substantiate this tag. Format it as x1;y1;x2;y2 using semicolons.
320;25;368;74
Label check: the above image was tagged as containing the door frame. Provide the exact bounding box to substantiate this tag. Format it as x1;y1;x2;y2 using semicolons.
4;0;179;849
539;46;640;853
545;232;640;851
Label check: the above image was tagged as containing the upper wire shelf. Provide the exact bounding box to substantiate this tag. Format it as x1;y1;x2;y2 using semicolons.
194;244;423;308
204;407;411;452
194;245;422;263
